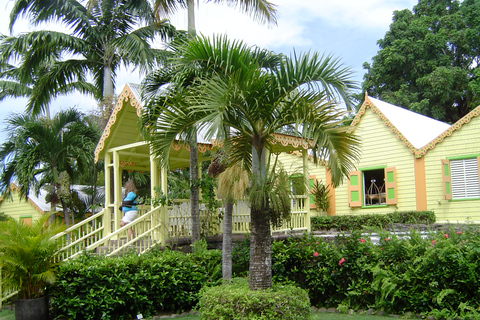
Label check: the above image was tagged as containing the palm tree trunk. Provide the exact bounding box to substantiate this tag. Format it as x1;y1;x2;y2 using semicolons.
103;65;114;101
222;198;233;280
248;144;272;290
190;132;200;243
248;205;272;290
187;0;196;37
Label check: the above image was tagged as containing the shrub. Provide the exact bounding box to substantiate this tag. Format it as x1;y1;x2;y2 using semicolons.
311;211;435;231
198;278;310;320
50;249;222;320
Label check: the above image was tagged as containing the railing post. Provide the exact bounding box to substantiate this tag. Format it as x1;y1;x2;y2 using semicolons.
102;207;111;237
303;150;311;233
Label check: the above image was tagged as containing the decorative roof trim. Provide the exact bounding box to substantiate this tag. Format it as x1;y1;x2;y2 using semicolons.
95;84;143;162
211;133;314;150
351;95;418;156
414;104;480;158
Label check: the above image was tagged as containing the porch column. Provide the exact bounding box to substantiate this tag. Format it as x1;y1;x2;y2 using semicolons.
159;167;169;244
113;150;122;233
103;151;112;235
150;154;159;210
303;150;311;233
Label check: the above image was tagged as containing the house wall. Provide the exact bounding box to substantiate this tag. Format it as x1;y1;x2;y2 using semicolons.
276;151;327;216
423;114;480;222
335;110;418;215
0;190;44;222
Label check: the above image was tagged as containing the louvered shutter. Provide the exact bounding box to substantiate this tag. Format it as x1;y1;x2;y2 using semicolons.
348;171;362;207
384;167;397;205
309;175;317;209
450;158;479;199
441;159;452;200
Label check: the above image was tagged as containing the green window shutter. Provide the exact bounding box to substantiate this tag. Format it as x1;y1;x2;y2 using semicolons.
441;159;452;200
348;171;362;207
384;167;397;205
308;175;317;209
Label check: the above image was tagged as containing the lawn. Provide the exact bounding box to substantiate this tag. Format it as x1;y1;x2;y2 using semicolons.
143;311;397;320
0;308;399;320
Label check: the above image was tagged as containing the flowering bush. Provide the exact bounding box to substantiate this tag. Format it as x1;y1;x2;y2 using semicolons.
271;227;480;318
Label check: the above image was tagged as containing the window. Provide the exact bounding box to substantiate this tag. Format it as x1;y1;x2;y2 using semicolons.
442;157;480;200
348;167;397;207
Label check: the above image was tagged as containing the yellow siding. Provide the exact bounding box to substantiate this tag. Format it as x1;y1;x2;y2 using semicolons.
0;190;44;222
335;110;417;215
276;152;327;216
424;115;480;222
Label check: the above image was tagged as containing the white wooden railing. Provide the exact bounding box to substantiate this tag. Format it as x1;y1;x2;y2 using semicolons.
0;195;309;306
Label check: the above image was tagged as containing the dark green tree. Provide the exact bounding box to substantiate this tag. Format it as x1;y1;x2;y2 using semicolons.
362;0;480;123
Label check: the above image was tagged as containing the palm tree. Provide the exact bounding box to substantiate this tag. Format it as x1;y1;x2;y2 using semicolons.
144;0;277;247
145;35;361;290
3;0;177;116
0;109;99;226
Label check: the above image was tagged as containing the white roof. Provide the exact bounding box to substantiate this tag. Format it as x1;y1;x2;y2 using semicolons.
368;97;451;149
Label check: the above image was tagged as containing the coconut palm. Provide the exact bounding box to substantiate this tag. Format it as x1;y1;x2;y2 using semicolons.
3;0;177;116
144;35;360;289
142;0;277;244
0;109;99;226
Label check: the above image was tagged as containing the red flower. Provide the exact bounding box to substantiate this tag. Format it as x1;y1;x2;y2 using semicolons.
313;252;319;257
316;242;319;244
443;234;449;239
431;240;437;245
359;239;366;243
365;252;369;255
338;258;346;266
384;238;390;241
456;231;462;234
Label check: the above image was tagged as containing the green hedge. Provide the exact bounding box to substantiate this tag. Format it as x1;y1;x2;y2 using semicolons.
311;211;435;231
271;228;480;319
50;247;221;320
198;278;310;320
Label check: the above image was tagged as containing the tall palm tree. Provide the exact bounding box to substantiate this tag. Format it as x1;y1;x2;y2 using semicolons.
144;35;361;290
0;109;99;226
145;0;277;247
3;0;177;116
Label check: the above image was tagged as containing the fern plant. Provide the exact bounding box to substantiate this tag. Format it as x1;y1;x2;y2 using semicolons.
0;215;65;299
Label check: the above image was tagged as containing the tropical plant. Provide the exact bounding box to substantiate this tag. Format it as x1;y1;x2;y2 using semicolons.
143;0;278;247
142;34;360;289
2;0;177;116
0;214;65;299
311;180;330;211
0;109;99;225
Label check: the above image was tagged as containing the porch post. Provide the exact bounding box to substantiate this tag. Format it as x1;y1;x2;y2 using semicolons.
103;151;112;235
303;150;311;233
113;150;122;233
150;154;159;210
159;167;169;244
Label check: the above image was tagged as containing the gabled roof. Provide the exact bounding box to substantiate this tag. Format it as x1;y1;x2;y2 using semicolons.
352;95;451;156
416;103;480;157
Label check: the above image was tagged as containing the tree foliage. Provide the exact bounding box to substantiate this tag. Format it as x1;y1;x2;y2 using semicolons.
362;0;480;123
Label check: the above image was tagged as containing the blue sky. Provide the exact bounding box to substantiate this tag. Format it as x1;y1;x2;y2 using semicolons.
0;0;418;140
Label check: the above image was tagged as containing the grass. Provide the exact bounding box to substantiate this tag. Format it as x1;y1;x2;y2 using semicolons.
143;312;397;320
0;309;14;320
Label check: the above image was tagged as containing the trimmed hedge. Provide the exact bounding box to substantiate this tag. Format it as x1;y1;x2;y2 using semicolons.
50;247;221;320
311;211;435;231
198;278;310;320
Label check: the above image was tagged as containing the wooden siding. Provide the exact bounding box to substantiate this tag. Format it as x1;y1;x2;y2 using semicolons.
335;111;417;216
424;115;480;222
276;152;327;216
0;190;44;221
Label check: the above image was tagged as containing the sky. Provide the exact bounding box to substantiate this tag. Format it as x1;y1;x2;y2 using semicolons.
0;0;418;141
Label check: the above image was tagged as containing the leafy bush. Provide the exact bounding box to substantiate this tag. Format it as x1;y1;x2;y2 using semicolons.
311;211;435;231
271;227;480;319
50;248;221;320
198;278;310;320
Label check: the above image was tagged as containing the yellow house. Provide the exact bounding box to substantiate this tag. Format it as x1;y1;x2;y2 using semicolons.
0;183;51;224
332;94;480;223
334;95;450;216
